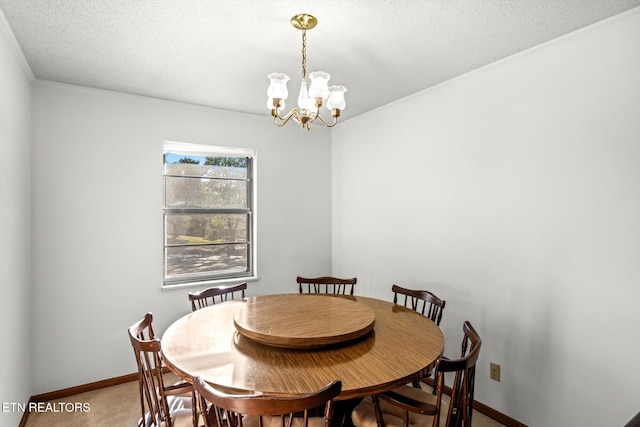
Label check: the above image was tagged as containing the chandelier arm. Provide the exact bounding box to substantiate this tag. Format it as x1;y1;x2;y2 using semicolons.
315;113;339;128
272;108;301;127
309;102;322;121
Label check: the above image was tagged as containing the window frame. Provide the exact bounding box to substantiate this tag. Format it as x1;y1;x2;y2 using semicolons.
162;141;257;289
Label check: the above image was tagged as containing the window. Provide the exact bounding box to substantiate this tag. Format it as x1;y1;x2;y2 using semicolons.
163;142;256;288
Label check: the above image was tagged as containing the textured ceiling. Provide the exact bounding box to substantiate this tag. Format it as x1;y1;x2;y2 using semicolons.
2;0;639;122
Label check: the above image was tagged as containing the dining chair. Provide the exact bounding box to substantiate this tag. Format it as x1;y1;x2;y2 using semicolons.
192;375;342;427
351;321;482;427
128;312;199;427
297;276;357;295
392;284;446;390
392;285;446;326
189;283;247;311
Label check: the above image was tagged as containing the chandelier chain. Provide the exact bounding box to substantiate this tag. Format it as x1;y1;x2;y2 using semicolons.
301;28;307;80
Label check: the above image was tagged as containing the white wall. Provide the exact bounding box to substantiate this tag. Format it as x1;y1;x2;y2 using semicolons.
30;82;332;393
331;9;640;427
0;9;32;426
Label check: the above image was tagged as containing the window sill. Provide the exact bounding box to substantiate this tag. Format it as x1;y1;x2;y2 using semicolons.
161;275;258;291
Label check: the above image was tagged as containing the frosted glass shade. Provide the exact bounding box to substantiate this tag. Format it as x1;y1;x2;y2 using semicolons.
308;71;331;99
267;73;290;100
326;85;347;110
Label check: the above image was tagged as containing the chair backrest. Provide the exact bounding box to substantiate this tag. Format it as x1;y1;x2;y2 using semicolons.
128;312;172;427
189;283;247;311
433;321;482;427
392;284;446;326
297;276;357;295
192;376;342;427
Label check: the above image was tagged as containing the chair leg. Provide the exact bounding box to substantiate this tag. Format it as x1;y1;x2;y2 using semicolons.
431;368;438;395
371;395;386;427
191;390;199;427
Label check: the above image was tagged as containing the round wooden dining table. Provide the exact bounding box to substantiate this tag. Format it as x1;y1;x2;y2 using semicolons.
161;293;444;401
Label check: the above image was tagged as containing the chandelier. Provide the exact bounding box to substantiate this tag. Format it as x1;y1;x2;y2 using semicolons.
267;14;347;131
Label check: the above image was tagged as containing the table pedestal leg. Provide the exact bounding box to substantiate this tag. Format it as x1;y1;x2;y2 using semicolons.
334;398;363;427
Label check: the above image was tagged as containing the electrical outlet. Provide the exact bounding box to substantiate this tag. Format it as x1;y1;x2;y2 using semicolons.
490;362;501;382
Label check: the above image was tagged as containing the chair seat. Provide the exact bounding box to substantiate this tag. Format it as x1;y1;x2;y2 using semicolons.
352;386;450;427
